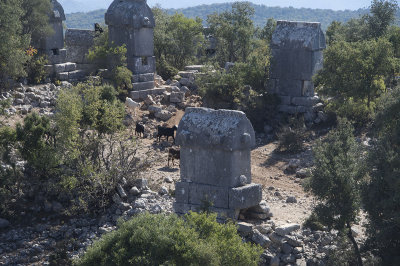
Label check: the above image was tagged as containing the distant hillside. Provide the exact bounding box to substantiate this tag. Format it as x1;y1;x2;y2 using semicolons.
65;3;370;31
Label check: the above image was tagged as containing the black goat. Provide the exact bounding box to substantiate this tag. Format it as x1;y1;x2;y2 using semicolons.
135;122;144;137
168;147;180;167
157;125;177;142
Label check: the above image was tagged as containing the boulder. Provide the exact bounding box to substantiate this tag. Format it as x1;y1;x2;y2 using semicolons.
129;186;140;196
275;223;301;236
155;110;173;121
179;86;190;96
237;222;253;236
117;184;127;198
251;229;271;248
148;105;162;114
0;218;10;229
286;196;297;203
170;92;185;103
158;186;168;195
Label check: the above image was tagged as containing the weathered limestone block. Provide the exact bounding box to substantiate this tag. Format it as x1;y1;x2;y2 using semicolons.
229;184;262;209
65;29;95;64
174;108;263;219
106;0;155;90
270;20;325;115
38;0;65;56
130;88;166;100
170;92;185;103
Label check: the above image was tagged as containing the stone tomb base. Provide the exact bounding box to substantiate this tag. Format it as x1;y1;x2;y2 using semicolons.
174;181;262;219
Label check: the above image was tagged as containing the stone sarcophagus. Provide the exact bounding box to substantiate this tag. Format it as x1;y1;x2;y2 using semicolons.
105;0;155;91
174;108;262;219
39;0;67;64
270;21;326;115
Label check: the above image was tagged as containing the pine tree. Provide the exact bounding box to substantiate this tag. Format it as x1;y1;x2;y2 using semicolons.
308;119;365;266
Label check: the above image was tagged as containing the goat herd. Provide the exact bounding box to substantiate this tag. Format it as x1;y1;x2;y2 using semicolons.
135;122;180;167
125;97;180;167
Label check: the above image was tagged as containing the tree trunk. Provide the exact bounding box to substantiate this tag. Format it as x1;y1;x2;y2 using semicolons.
346;222;363;266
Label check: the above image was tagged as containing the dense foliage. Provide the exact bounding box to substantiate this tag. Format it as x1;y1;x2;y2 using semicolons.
75;212;263;266
87;28;133;97
363;87;400;264
207;2;255;65
0;81;145;217
0;0;51;87
307;119;365;265
315;0;400;125
153;8;205;80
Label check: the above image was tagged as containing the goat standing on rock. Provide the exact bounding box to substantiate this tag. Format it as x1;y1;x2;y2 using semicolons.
125;97;140;117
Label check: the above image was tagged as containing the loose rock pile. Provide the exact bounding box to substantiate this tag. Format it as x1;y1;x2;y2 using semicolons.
1;82;71;118
0;178;174;265
238;218;345;266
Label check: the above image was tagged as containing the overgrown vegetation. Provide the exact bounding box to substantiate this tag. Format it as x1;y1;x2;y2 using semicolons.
0;0;51;87
0;80;146;217
87;28;133;98
306;119;365;265
315;0;399;126
74;212;263;266
363;87;400;264
153;7;205;80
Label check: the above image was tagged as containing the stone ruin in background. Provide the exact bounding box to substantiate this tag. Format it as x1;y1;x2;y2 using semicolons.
40;0;93;82
270;21;326;122
174;108;271;220
105;0;156;92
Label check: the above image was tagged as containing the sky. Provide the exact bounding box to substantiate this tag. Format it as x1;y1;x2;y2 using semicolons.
59;0;373;14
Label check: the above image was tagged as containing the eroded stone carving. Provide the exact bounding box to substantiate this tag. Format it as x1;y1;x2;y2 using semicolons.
270;21;326;115
105;0;156;91
174;107;262;219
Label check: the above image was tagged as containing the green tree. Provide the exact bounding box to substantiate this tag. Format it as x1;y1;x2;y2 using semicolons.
257;18;277;42
207;2;255;65
363;88;400;264
153;8;204;79
307;119;365;266
75;212;263;266
367;0;398;39
21;0;52;45
0;0;29;85
87;28;133;95
315;38;397;123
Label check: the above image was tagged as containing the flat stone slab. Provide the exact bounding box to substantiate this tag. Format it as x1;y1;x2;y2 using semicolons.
130;88;166;100
275;223;301;236
229;183;262;209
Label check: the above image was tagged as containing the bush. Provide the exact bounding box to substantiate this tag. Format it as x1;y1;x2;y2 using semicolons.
156;57;178;81
25;53;48;84
75;212;263;266
16;113;59;176
277;116;307;153
0;81;143;216
324;97;374;128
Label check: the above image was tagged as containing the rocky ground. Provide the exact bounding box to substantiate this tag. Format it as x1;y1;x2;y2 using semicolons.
0;81;368;266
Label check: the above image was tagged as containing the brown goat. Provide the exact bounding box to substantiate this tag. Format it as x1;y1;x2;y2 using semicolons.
168;147;180;167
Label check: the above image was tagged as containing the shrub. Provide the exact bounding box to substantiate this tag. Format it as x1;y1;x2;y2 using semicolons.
26;54;48;84
75;212;263;266
324;97;374;128
16;113;59;176
156;57;178;81
277;116;307;153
